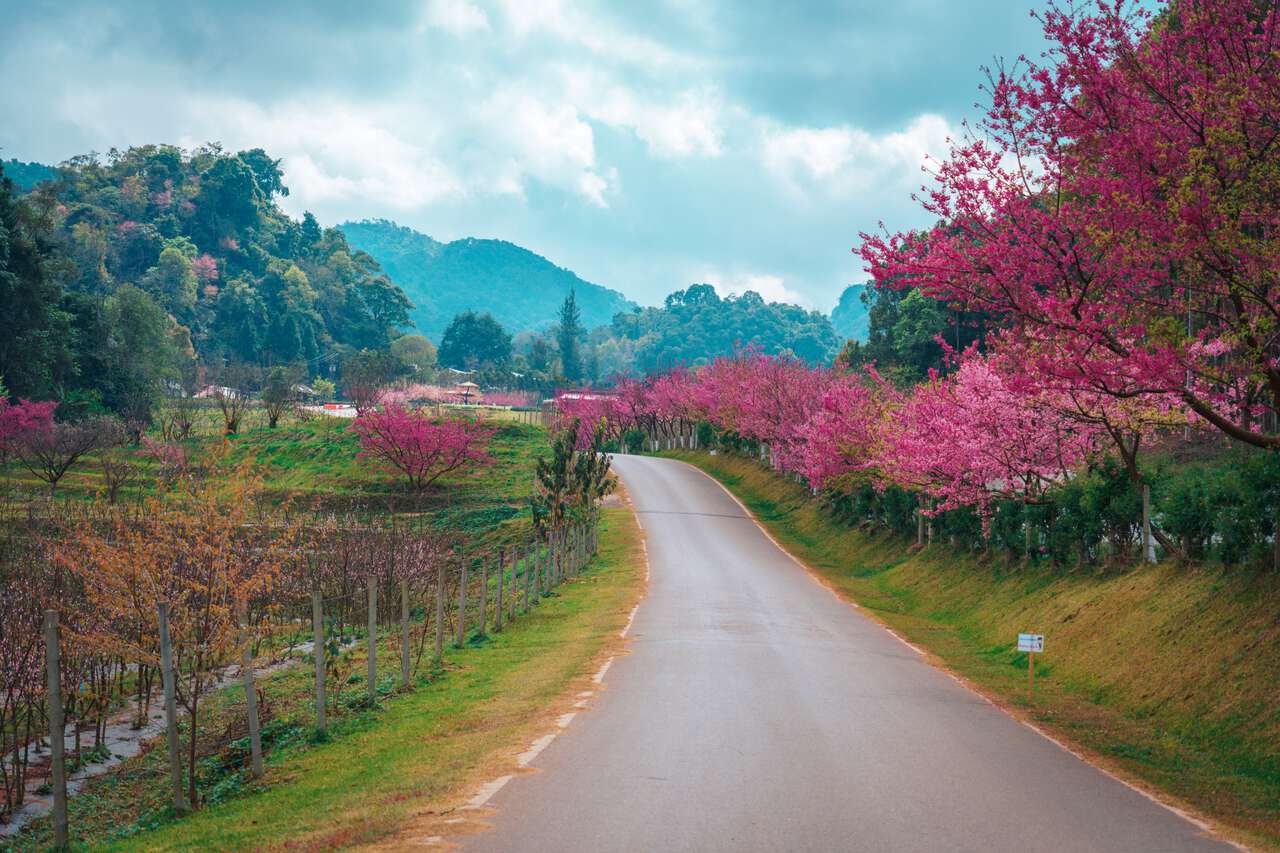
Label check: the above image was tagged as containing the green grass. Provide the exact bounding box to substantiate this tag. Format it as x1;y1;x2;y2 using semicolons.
2;412;550;549
6;506;644;852
3;405;547;500
670;450;1280;851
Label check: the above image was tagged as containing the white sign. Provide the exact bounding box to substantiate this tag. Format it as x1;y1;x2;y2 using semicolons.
1017;633;1044;653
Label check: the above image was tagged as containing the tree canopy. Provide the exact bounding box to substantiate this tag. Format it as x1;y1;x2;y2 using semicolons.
438;311;513;375
590;284;840;377
0;145;414;420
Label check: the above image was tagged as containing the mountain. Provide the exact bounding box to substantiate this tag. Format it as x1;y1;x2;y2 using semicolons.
341;219;637;342
2;158;58;191
831;283;872;342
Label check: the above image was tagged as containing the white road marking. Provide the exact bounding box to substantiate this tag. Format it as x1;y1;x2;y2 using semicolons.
516;734;557;768
455;487;650;828
671;456;1243;850
593;659;612;683
466;775;513;808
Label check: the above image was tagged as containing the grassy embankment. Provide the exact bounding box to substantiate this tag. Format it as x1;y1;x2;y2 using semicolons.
9;503;644;852
669;450;1280;851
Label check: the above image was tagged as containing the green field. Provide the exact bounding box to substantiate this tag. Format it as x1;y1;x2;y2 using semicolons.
669;450;1280;852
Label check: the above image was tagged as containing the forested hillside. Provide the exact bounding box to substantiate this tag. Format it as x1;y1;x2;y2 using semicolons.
829;283;871;342
588;283;840;376
0;146;411;420
341;219;635;342
1;158;56;191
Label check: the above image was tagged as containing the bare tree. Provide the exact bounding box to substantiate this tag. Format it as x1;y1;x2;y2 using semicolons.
158;385;198;442
99;449;138;504
18;417;124;496
342;350;404;413
210;363;259;436
261;365;302;429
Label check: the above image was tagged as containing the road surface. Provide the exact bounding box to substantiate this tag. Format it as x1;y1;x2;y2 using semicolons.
464;454;1234;853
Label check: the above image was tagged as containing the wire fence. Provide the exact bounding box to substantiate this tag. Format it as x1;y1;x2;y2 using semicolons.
2;513;600;845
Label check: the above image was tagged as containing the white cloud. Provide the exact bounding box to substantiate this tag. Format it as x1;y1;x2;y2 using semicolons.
562;69;725;158
478;89;612;206
495;0;700;73
418;0;490;36
699;270;810;308
177;99;465;212
762;113;954;198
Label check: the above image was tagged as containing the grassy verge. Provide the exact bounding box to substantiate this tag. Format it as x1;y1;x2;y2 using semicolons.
9;504;644;852
669;450;1280;851
2;408;548;518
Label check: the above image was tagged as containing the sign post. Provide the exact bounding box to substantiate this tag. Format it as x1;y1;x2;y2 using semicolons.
1017;633;1044;701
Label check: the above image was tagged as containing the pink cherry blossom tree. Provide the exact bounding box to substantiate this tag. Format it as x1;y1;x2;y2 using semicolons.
860;0;1280;449
353;404;495;493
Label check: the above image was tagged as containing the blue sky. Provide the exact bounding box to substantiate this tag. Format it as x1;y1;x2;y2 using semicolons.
2;0;1049;310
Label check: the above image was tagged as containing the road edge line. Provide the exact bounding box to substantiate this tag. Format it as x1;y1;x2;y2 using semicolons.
669;455;1252;853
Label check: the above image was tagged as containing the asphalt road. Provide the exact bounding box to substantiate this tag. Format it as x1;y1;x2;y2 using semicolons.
464;454;1235;853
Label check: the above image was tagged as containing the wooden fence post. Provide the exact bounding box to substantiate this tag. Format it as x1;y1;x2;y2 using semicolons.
494;549;505;633
400;579;411;687
456;561;468;647
545;534;554;588
43;611;68;848
434;565;446;665
237;601;264;779
367;577;377;700
916;511;925;547
1142;484;1156;563
524;543;534;612
157;602;188;815
530;541;540;601
479;556;489;636
311;591;326;734
519;540;529;607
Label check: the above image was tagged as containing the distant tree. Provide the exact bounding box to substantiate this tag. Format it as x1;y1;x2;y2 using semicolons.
210;362;259;435
341;349;407;412
300;212;323;250
353;405;494;494
0;163;73;399
528;334;555;373
438;311;512;372
390;334;437;376
556;290;583;382
191;155;261;245
260;364;302;428
357;275;413;336
17;415;124;496
140;245;198;318
836;285;984;383
593;284;840;373
156;385;198;442
99;448;138;504
311;377;336;401
236;148;289;199
103;284;190;426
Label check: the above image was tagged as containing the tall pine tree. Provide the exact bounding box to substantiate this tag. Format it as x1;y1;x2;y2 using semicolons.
557;289;583;383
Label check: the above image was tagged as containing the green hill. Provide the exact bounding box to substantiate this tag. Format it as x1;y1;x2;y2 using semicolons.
830;282;872;342
341;219;637;342
1;157;57;191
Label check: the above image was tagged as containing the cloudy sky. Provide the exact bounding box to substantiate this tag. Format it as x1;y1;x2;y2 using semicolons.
2;0;1048;310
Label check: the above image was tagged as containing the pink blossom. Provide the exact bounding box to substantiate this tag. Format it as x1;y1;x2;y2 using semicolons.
353;404;495;492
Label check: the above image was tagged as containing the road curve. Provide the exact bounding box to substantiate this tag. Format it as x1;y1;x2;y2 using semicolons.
463;454;1234;853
